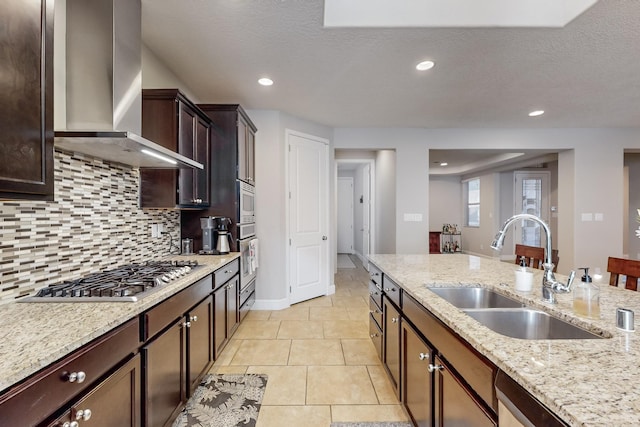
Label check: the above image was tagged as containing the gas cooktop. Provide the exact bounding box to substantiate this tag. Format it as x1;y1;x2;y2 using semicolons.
21;260;200;302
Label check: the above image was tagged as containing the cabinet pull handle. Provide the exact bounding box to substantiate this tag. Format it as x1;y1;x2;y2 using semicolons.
75;408;92;421
65;371;86;384
370;333;379;338
385;287;396;292
190;315;198;322
183;321;191;328
391;317;398;323
428;364;443;372
418;353;429;361
63;422;79;427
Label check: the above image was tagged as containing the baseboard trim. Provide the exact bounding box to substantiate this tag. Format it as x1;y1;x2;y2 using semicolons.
252;297;290;311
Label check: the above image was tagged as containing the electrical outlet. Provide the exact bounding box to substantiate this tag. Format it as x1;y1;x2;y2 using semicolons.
157;223;164;235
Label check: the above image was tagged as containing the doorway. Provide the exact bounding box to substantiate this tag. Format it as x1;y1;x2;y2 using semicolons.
336;158;375;266
337;177;354;254
514;171;551;247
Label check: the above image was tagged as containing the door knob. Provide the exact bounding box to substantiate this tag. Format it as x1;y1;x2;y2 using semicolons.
322;236;327;240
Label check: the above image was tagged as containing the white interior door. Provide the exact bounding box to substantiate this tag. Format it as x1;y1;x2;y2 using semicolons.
288;131;329;305
514;171;550;246
337;177;354;253
362;164;371;260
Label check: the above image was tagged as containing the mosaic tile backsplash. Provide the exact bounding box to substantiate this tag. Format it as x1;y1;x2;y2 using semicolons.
0;149;180;304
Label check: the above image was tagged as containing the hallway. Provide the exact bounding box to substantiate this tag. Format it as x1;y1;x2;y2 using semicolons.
209;255;409;426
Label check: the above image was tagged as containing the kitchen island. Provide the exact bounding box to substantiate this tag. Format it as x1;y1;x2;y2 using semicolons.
369;253;640;427
0;254;240;426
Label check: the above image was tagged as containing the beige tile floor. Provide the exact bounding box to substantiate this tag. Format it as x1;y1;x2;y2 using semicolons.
209;255;410;426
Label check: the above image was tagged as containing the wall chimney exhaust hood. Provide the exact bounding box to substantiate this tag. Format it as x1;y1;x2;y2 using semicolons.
54;0;202;170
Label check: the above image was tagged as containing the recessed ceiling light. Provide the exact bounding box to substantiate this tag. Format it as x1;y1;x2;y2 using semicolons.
528;110;545;117
439;162;448;166
258;77;274;86
416;60;435;71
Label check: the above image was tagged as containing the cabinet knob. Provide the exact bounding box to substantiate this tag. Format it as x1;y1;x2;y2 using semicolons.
370;333;379;338
65;371;86;384
418;353;429;361
228;283;234;289
391;317;398;323
76;408;92;421
183;321;191;328
385;287;396;292
63;422;79;427
190;315;198;322
428;364;443;372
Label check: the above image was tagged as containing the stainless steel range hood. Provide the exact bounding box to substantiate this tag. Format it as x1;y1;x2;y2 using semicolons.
54;0;202;170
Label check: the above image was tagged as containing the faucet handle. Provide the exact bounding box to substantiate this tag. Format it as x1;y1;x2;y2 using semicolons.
566;270;576;289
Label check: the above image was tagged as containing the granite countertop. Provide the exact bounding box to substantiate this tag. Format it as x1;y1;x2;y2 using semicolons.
368;254;640;427
0;254;239;393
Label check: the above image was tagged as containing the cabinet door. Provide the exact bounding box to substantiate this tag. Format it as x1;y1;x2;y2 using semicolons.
178;102;196;206
434;355;496;427
237;118;247;181
0;0;54;201
383;296;401;397
50;354;141;427
142;318;186;427
213;284;228;358
226;276;239;337
401;321;433;427
246;128;255;184
187;297;213;395
194;116;210;206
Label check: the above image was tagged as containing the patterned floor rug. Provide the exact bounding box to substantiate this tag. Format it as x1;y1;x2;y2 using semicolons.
172;374;267;427
330;423;413;427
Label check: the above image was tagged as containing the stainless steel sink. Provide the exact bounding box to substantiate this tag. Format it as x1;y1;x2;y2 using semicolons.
464;308;605;340
428;286;524;309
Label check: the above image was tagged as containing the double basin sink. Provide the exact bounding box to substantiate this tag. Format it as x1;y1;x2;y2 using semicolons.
427;287;605;340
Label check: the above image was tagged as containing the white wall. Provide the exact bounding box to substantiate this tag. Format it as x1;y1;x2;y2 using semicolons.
429;175;462;232
247;110;333;309
141;45;200;102
376;150;397;253
334;127;640;274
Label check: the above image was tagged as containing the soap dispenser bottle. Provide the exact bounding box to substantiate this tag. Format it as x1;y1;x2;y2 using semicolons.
514;256;533;292
573;267;600;319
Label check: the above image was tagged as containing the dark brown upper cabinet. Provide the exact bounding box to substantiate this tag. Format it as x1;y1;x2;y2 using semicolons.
0;0;54;201
139;89;211;209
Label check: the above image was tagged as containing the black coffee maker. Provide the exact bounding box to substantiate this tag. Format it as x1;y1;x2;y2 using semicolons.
214;217;232;254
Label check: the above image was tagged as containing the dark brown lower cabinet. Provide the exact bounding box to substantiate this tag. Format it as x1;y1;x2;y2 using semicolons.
213;275;240;358
49;354;141;427
401;320;433;427
434;355;497;427
142;317;186;427
187;296;214;395
383;296;401;398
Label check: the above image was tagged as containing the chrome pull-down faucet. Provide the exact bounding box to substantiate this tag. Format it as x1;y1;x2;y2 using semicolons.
490;213;575;304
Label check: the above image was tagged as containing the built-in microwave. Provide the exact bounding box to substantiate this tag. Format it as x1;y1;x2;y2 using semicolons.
237;180;255;224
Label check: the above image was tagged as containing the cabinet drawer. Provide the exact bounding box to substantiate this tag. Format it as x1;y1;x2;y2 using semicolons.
240;278;256;307
239;291;255;322
369;280;383;309
0;318;140;427
404;294;497;412
369;315;382;360
369;263;383;285
143;274;213;341
214;259;239;288
369;297;383;329
383;276;402;308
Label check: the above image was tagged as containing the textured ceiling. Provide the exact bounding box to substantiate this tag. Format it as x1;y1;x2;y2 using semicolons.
141;0;640;129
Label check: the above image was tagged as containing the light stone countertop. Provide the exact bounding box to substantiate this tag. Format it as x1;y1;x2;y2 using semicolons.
367;253;640;427
0;254;239;393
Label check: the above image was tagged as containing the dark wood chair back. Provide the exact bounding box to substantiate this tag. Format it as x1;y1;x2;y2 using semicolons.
607;257;640;291
513;244;559;272
514;244;545;269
